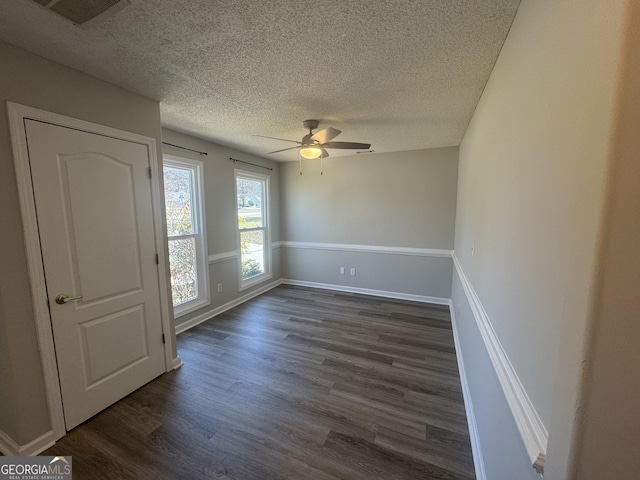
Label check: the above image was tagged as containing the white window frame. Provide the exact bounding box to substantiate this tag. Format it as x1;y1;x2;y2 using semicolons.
234;169;271;290
163;155;210;316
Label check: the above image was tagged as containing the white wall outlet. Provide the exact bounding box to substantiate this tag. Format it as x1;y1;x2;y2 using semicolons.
217;283;223;293
350;268;356;276
339;267;345;275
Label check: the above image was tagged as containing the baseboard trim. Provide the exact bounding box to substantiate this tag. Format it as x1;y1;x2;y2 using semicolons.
175;279;282;334
278;241;452;258
171;355;183;370
449;300;487;480
281;279;451;305
452;252;547;472
0;428;56;456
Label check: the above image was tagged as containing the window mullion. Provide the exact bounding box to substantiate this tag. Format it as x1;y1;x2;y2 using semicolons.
167;233;199;241
237;226;266;233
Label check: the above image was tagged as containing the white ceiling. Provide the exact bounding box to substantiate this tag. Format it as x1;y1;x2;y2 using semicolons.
0;0;520;161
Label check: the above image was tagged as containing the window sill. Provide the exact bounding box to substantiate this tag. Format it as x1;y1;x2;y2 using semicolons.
239;273;273;292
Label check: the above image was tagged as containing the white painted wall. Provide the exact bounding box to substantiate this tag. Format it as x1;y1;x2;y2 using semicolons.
451;0;630;477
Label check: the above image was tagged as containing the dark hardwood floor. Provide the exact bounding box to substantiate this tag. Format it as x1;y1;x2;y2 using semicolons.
43;285;475;479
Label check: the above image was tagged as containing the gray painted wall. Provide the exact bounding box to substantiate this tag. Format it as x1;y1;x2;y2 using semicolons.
452;0;630;478
282;249;453;301
280;148;458;299
572;2;640;478
0;41;166;447
161;129;281;330
451;274;540;480
281;147;457;247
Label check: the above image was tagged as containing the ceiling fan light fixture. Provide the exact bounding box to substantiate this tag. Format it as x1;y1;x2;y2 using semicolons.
299;145;322;159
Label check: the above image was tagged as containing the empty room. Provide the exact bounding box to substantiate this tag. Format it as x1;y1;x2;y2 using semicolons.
0;1;639;479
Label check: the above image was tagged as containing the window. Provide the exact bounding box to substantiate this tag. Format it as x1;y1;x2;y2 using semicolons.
235;170;271;289
163;155;209;316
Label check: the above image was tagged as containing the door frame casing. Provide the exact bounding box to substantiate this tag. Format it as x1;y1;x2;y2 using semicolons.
7;102;179;453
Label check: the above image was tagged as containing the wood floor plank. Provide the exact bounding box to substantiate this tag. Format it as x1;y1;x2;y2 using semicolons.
42;285;475;479
323;430;462;480
375;425;475;479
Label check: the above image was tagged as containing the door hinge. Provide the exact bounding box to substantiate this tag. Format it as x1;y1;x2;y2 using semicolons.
148;166;152;179
162;334;166;344
155;253;159;264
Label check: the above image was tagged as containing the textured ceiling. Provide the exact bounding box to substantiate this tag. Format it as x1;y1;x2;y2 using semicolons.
0;0;520;161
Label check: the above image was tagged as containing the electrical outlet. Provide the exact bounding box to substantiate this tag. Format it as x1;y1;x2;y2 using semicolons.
217;283;223;293
339;267;345;275
350;268;356;276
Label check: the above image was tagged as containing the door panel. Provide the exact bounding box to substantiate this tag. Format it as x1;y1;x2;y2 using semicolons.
79;305;149;386
25;119;165;430
65;153;143;300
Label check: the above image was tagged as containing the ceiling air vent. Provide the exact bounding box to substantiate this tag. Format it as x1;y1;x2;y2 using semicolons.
32;0;130;26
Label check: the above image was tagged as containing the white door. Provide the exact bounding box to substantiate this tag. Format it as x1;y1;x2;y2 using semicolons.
25;119;166;430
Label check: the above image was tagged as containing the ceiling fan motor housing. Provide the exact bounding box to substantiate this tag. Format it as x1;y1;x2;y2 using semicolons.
302;119;319;131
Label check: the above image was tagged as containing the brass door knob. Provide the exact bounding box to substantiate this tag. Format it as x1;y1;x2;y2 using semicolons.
55;294;83;304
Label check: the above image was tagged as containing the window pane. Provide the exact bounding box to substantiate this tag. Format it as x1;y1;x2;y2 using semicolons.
168;237;197;306
237;178;263;229
164;166;193;236
240;229;264;280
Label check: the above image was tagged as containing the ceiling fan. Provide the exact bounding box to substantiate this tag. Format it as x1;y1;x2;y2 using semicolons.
256;119;371;159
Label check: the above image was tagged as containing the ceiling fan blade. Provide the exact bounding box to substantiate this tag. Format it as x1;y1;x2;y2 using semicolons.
267;146;300;154
254;134;302;145
310;127;341;144
320;148;330;158
322;141;371;150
